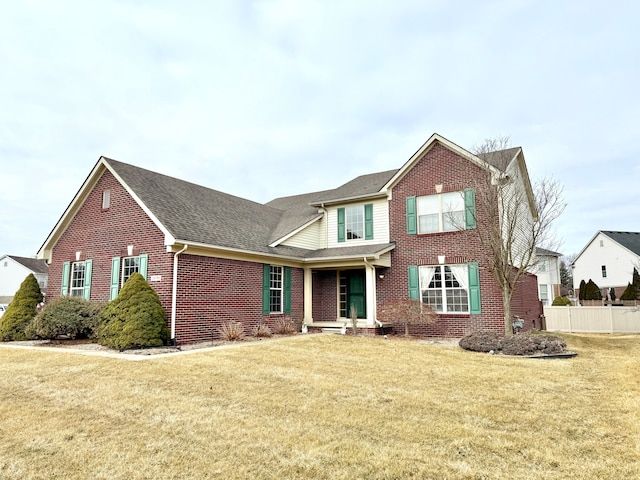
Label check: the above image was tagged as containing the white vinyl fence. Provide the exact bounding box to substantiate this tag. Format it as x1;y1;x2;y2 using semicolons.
545;306;640;333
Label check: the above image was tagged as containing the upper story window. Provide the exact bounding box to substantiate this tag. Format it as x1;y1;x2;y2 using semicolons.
602;265;607;278
346;206;364;240
406;189;475;235
417;192;464;234
338;204;373;242
538;260;547;272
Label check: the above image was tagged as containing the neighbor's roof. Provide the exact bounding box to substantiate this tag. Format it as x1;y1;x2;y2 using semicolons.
5;255;49;273
536;247;562;257
602;231;640;256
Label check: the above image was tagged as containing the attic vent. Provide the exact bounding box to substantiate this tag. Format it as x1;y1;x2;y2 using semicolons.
102;189;111;209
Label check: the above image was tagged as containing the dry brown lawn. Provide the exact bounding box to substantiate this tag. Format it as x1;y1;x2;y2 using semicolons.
0;333;639;479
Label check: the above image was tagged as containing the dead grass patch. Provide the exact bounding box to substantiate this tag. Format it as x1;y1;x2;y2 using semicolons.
0;333;639;479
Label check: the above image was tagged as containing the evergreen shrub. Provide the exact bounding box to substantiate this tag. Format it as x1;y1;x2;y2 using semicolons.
97;273;169;350
551;296;572;306
0;274;43;341
26;297;103;340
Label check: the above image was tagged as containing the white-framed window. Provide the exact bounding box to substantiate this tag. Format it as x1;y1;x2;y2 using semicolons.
269;266;283;313
122;256;140;285
417;192;464;234
601;265;607;278
538;260;547;272
345;206;364;240
70;262;86;297
420;265;469;313
539;284;549;306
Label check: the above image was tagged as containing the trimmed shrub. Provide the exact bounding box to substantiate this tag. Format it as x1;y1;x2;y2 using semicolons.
460;331;566;356
25;297;103;340
620;268;640;300
458;331;501;353
583;279;602;300
97;273;169;350
551;296;572;306
0;274;43;341
578;280;586;301
500;333;566;356
220;321;245;341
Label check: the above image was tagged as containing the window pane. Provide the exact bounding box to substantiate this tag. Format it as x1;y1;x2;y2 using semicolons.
417;195;438;214
419;214;439;233
345;206;364;240
71;262;85;296
270;266;283;313
446;288;469;312
122;257;140;285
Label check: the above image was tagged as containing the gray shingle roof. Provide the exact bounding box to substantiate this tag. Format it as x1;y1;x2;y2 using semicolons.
105;159;396;260
536;247;562;257
477;147;521;171
8;256;49;273
602;231;640;256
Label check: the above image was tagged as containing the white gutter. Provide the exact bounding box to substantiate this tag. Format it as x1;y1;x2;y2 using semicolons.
170;244;188;344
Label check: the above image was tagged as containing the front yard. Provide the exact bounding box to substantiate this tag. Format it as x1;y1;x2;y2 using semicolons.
0;333;638;479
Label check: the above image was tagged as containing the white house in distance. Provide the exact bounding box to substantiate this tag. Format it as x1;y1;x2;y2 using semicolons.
535;247;562;306
0;254;49;303
572;231;640;299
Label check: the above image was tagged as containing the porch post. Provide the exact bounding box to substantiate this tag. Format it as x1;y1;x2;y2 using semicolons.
364;263;377;326
303;267;313;324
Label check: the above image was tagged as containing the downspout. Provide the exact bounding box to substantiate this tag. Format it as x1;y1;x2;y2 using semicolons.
171;244;188;346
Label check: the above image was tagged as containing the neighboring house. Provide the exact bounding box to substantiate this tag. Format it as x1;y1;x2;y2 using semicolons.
0;254;49;303
573;231;640;299
535;247;562;306
37;133;541;344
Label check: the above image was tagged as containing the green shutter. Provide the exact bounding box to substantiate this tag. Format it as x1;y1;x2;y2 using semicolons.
284;267;292;314
406;196;417;235
262;264;271;315
337;208;346;243
61;261;70;296
83;260;93;300
139;254;148;280
464;188;476;230
110;257;121;300
408;265;420;301
468;262;481;314
364;204;374;240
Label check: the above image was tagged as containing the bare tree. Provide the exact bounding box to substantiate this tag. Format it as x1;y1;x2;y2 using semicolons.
377;298;437;336
470;137;566;335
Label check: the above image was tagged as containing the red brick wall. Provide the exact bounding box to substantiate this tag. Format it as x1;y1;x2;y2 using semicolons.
312;270;338;321
47;169;174;311
175;255;304;344
511;272;543;331
381;142;508;337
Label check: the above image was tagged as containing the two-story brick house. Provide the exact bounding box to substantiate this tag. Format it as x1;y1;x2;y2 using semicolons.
37;133;540;344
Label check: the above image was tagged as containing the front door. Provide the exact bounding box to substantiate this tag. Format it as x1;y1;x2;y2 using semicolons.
347;270;366;319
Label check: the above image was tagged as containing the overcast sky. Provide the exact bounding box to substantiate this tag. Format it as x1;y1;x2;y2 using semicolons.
1;0;638;259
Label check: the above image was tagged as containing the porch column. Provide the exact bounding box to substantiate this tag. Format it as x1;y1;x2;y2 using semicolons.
303;267;313;324
364;263;377;326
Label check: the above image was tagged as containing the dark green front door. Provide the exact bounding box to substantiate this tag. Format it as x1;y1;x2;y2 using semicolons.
348;270;366;319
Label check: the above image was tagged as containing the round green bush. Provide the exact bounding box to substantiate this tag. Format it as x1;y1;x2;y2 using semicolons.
97;272;169;350
26;297;103;340
551;296;572;306
0;274;43;341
